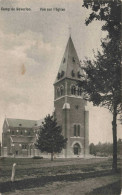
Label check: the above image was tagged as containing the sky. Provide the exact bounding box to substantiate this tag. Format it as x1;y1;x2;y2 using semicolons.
0;0;121;144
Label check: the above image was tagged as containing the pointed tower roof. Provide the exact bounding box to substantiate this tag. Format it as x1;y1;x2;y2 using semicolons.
54;36;83;84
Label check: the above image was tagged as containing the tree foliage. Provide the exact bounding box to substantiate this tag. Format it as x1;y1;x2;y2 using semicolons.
90;142;113;156
117;139;122;156
35;114;67;160
82;0;121;112
81;0;121;171
89;143;96;156
90;139;122;157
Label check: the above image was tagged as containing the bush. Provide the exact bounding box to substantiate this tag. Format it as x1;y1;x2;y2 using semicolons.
32;156;43;159
8;153;13;156
0;157;5;160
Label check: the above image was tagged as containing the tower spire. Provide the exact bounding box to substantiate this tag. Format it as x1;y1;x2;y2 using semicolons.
54;36;83;84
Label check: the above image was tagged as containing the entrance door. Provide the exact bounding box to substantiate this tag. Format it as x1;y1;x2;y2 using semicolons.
73;143;80;155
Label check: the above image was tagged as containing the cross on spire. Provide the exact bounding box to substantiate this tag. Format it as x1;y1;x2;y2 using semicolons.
69;26;71;37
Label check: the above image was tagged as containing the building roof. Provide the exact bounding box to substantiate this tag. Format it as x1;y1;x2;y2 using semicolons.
54;36;84;84
6;118;40;128
10;136;36;143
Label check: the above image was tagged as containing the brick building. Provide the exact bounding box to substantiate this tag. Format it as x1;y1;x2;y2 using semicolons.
2;36;89;158
2;118;41;157
54;36;89;157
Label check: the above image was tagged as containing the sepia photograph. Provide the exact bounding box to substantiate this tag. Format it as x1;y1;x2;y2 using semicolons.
0;0;121;194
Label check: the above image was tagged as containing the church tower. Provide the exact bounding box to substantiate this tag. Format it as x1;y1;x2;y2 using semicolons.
54;36;89;158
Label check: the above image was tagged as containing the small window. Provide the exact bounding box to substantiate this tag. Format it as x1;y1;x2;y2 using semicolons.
71;70;75;77
57;88;60;97
74;125;76;136
22;144;27;149
28;131;31;135
60;86;64;96
19;124;22;126
71;85;76;95
63;58;65;63
77;71;81;78
57;73;61;80
74;124;81;137
78;88;82;96
78;125;80;136
72;57;75;63
75;105;79;110
12;131;14;135
20;131;23;135
61;70;64;77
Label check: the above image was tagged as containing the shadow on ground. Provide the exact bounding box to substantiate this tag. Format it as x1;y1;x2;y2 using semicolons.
0;169;121;193
86;180;121;195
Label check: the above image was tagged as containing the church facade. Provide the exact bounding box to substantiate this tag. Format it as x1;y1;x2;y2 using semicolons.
54;36;89;158
1;36;89;158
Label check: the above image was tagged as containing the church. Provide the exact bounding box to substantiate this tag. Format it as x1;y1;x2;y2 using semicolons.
54;36;89;158
2;36;89;158
2;118;41;157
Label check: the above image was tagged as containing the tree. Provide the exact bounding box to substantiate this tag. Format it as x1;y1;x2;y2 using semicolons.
117;139;122;156
0;142;1;156
89;143;96;156
80;0;121;171
35;114;67;161
95;142;113;157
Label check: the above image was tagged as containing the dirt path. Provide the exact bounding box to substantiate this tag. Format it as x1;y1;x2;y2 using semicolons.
4;173;120;195
49;174;120;195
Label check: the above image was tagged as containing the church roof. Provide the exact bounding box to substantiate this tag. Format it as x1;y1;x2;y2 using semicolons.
6;118;39;128
54;36;83;84
10;136;36;143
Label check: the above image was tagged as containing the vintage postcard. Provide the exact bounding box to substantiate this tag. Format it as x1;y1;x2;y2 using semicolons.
0;0;121;194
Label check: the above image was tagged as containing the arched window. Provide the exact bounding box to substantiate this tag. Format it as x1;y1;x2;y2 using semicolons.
12;131;14;135
22;144;27;149
77;71;81;78
57;88;60;97
72;57;75;63
71;85;76;95
74;125;76;136
78;88;82;96
61;70;65;77
57;72;61;80
60;86;64;96
78;125;80;136
74;124;81;137
71;70;75;77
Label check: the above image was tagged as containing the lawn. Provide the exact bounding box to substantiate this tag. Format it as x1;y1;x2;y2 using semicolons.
0;157;121;194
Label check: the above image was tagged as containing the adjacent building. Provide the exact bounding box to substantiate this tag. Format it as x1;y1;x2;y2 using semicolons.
2;118;41;157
